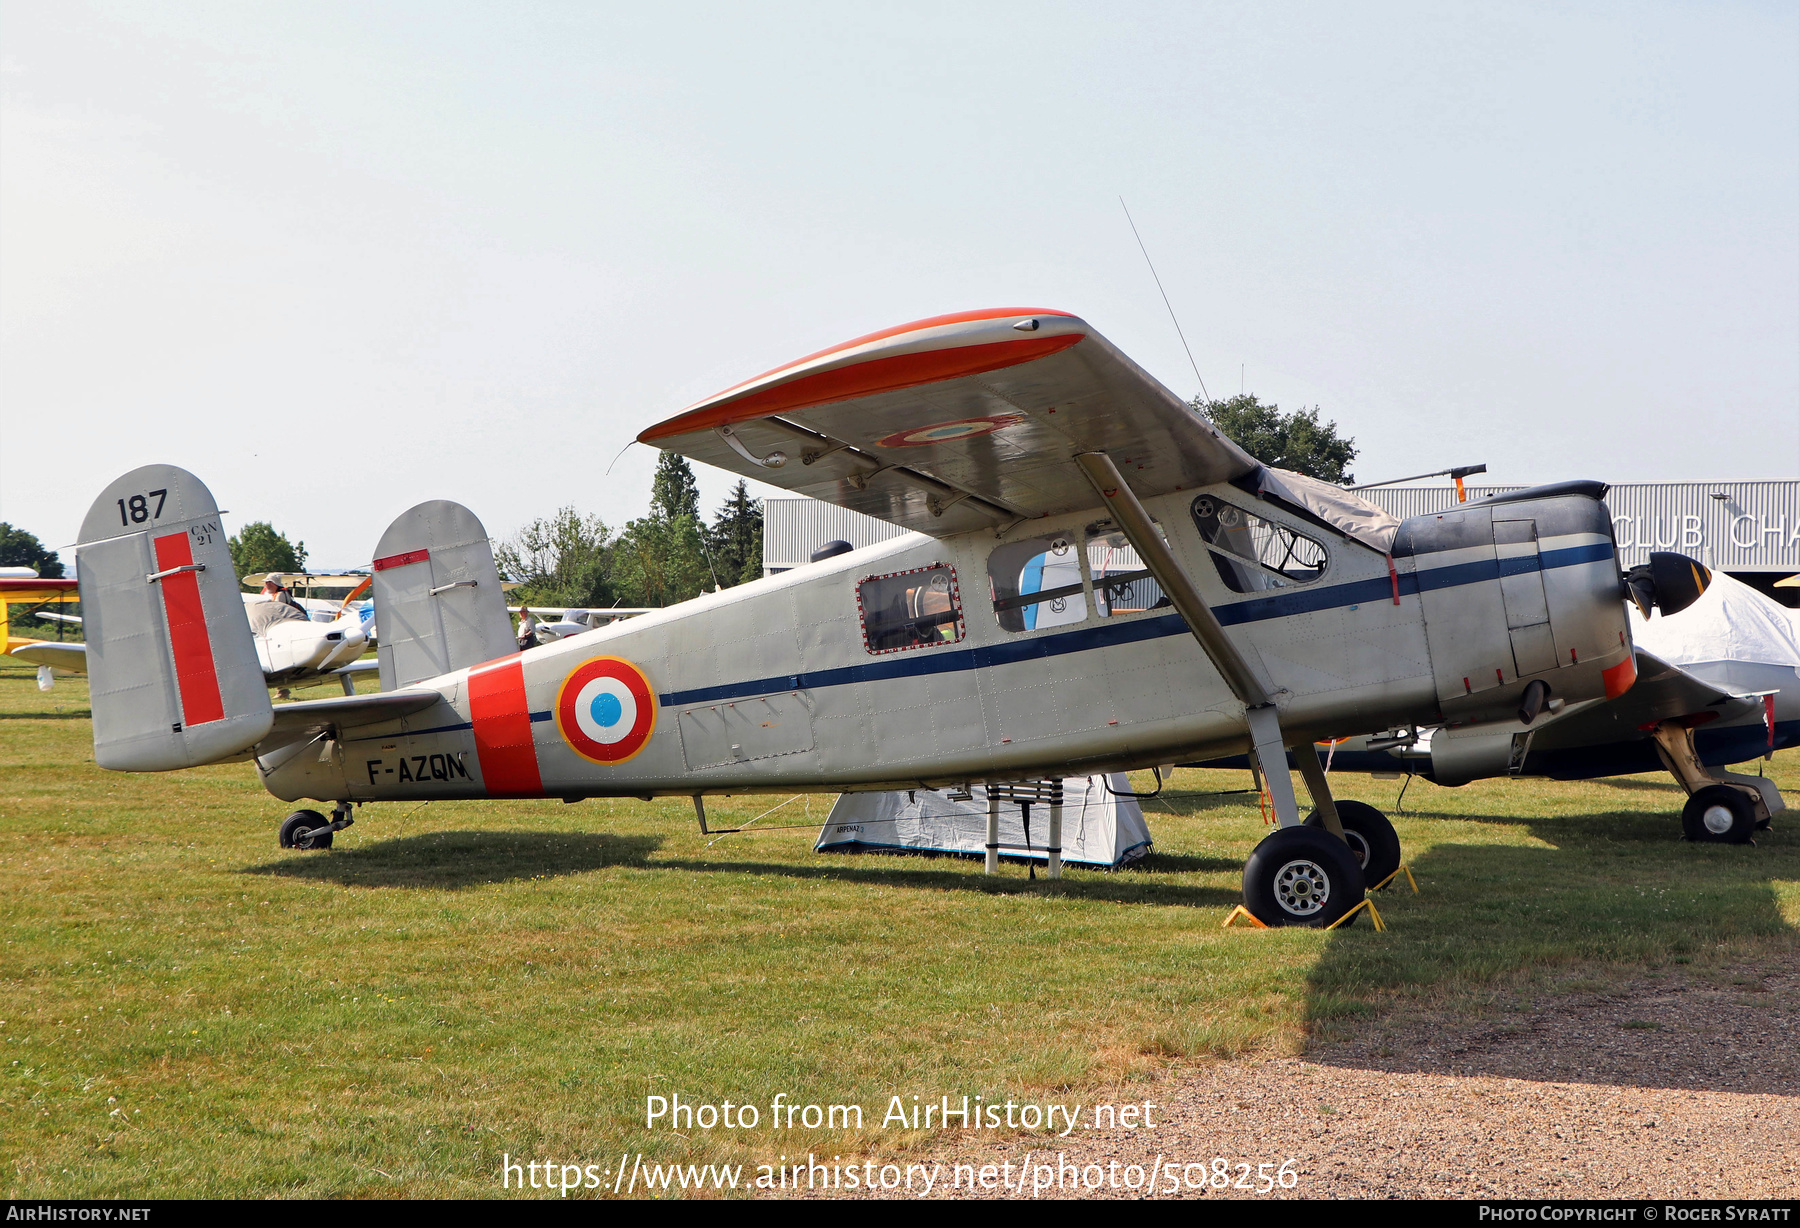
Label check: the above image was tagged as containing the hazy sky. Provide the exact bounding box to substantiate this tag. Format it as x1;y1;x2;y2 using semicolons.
3;1;1796;568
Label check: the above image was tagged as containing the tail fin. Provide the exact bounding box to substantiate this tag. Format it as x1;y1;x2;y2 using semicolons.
371;500;516;690
75;466;272;770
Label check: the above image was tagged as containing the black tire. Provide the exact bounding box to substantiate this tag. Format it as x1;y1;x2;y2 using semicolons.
1243;825;1366;928
1681;785;1756;844
1305;800;1403;890
279;809;332;850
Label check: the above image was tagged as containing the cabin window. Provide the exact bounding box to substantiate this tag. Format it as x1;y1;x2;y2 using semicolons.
1190;495;1328;593
988;535;1087;633
858;564;965;654
1085;527;1170;617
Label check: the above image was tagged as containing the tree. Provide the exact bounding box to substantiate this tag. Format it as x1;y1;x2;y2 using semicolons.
610;512;713;607
650;452;701;523
708;480;764;586
228;521;307;581
1195;393;1358;484
0;523;64;577
495;508;615;610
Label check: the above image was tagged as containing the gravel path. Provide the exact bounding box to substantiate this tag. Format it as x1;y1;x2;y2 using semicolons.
874;952;1800;1199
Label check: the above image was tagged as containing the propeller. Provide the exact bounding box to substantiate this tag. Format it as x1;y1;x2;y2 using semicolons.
1623;551;1712;619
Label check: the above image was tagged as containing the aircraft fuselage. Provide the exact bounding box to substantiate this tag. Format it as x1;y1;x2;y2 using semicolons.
258;481;1632;806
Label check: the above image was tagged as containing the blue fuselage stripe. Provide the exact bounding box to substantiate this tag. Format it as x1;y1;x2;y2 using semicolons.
655;541;1616;708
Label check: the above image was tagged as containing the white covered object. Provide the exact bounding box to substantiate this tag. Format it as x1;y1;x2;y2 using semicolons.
815;775;1152;868
1630;571;1800;687
1256;467;1401;553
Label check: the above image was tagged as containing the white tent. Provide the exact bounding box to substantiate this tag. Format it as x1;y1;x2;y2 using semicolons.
1630;571;1800;692
815;775;1153;868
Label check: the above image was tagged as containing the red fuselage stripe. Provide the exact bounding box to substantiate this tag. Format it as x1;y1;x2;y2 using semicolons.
152;533;225;727
468;657;542;797
639;333;1083;442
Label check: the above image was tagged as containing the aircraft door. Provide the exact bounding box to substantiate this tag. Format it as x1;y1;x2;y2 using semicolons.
1494;519;1559;677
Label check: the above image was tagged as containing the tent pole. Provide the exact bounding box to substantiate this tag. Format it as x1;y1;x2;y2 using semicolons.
985;786;1000;875
1046;779;1064;879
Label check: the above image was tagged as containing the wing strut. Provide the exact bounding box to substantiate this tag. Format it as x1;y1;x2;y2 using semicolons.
753;415;1027;525
1073;451;1306;827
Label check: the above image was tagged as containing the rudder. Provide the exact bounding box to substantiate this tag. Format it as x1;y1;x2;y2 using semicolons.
76;466;273;770
371;500;516;690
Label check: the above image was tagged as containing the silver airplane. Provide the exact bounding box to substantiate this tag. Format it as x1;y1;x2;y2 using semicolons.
68;308;1711;927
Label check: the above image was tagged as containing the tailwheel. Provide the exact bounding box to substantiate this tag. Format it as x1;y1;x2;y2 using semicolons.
1243;825;1365;928
1681;785;1757;845
1305;800;1402;889
279;809;333;851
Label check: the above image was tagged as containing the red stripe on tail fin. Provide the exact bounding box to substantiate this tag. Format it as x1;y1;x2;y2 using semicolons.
372;548;430;572
468;657;542;796
152;532;225;726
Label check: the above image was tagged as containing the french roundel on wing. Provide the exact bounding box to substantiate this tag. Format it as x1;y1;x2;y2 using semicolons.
554;657;657;764
874;414;1024;449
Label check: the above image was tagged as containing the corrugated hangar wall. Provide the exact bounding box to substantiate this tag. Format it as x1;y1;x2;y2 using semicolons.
1359;482;1798;573
762;498;910;573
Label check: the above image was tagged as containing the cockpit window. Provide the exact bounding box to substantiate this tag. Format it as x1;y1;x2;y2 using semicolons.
1085;527;1169;617
988;535;1087;633
1191;495;1328;593
858;565;965;654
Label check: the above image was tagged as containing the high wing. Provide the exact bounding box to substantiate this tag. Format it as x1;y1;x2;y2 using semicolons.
1525;649;1767;753
638;308;1259;537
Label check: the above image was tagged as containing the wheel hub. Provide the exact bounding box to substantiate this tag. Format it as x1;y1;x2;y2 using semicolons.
1702;805;1736;835
1274;859;1331;916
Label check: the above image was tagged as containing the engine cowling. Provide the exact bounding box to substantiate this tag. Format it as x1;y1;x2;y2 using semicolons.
1395;481;1636;727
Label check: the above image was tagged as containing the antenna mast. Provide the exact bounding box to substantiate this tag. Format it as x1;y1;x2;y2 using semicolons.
1121;198;1210;404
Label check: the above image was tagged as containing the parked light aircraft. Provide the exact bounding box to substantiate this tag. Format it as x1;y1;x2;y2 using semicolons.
69;307;1716;926
509;606;655;644
2;573;82;684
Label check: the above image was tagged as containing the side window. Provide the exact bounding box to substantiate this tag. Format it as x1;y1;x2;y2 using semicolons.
1085;527;1169;618
1191;495;1328;593
858;565;965;654
988;535;1087;633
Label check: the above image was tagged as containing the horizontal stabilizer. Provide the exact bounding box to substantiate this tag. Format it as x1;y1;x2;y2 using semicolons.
269;689;442;737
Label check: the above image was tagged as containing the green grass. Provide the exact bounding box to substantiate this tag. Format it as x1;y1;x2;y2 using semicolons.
2;660;1795;1196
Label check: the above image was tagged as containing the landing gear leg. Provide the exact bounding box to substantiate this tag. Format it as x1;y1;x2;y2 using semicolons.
1293;741;1403;887
1241;712;1367;925
1649;720;1780;844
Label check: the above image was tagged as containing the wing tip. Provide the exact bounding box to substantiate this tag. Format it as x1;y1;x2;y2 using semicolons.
641;307;1087;445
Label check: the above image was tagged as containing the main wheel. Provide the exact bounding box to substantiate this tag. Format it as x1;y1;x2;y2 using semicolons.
279;810;332;850
1305;800;1402;889
1243;826;1366;928
1681;785;1756;844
